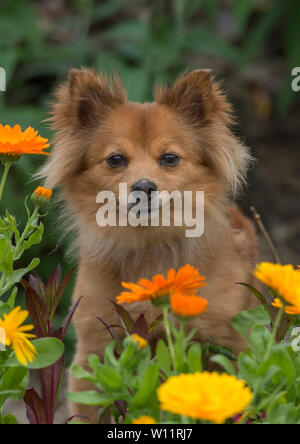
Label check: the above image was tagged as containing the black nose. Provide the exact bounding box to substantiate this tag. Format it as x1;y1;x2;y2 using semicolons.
131;179;157;197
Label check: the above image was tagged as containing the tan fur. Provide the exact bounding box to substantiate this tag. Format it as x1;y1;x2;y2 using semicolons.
39;69;259;423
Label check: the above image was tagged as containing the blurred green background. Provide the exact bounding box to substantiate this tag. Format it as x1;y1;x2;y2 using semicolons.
0;0;299;363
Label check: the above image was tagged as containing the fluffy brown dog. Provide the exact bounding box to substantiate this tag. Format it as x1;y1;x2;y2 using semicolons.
40;68;258;423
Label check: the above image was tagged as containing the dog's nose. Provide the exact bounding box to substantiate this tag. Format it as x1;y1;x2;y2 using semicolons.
131;179;157;197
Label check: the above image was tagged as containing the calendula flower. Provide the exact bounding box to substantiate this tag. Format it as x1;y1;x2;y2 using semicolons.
130;333;148;349
132;415;157;424
0;124;50;161
0;306;37;366
117;265;206;306
170;293;208;319
157;372;252;424
254;262;300;315
31;186;53;206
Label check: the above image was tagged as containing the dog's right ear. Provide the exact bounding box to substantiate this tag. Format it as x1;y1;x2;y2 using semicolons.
52;68;127;129
39;69;127;188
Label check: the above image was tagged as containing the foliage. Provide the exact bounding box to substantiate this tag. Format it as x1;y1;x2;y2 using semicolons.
22;265;80;424
0;141;74;424
69;264;300;424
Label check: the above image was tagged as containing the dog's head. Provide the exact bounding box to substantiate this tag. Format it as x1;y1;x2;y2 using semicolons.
40;68;251;244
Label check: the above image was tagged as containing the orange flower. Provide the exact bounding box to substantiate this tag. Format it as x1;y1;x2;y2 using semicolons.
170;293;208;318
33;186;52;200
254;262;300;315
0;124;50;160
32;186;52;207
116;265;206;305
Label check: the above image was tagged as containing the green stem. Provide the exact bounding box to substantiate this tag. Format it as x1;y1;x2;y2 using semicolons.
14;204;39;257
162;305;176;371
0;204;39;298
264;304;285;361
0;162;12;205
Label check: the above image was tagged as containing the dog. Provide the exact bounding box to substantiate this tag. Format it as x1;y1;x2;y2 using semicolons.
39;68;259;423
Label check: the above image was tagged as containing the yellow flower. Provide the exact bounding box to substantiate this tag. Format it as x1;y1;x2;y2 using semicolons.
117;265;206;305
157;372;252;424
254;262;300;315
0;124;50;161
132;415;157;424
130;333;148;349
0;306;37;366
170;293;208;318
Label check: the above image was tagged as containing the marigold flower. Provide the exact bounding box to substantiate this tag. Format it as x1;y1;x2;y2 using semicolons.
254;262;300;315
116;265;206;306
0;306;37;366
130;333;148;349
157;372;252;424
0;124;50;161
32;186;53;206
132;415;157;424
170;293;208;318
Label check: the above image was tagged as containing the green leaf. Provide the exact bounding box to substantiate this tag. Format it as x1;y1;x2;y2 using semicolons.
103;341;119;368
267;402;300;424
0;235;13;274
184;27;243;63
0;366;28;407
0;303;12;318
238;352;257;386
249;324;272;361
14;222;44;260
0;414;18;424
203;343;237;361
2;338;64;369
95;364;123;391
7;287;17;308
237;283;272;318
119;341;137;366
130;364;159;410
1;257;40;295
258;344;296;387
240;0;286;65
156;340;171;375
71;365;96;384
233;0;254;31
66;390;118;407
210;354;237;375
187;343;202;372
102;21;148;42
231;305;270;338
88;354;101;373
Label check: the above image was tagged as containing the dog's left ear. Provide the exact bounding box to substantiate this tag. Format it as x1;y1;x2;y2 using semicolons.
154;70;232;125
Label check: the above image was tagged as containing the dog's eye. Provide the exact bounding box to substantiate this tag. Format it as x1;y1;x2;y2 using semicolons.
106;154;127;168
159;153;180;167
